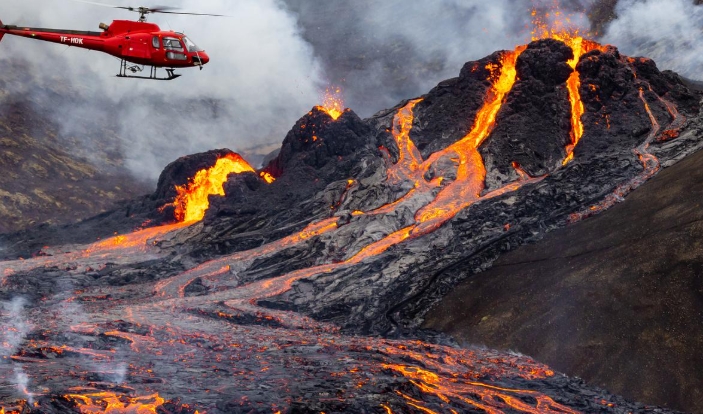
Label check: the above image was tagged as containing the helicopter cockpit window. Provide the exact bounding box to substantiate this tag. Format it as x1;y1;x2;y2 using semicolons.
163;37;184;51
182;36;202;52
152;36;160;49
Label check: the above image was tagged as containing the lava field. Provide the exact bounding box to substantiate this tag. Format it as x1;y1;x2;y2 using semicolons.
1;29;702;414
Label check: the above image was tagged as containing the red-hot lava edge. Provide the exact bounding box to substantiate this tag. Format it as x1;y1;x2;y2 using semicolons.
0;35;689;413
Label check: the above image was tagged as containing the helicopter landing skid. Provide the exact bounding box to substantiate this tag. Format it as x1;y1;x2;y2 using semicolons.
116;60;181;81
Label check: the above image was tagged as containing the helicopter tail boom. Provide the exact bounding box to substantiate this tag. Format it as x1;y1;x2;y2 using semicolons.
0;20;4;43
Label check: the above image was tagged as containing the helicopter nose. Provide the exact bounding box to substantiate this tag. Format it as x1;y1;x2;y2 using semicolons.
199;52;210;65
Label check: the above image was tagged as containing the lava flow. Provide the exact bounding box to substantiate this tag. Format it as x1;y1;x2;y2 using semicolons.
173;153;256;222
559;36;607;165
0;48;565;413
0;10;696;413
413;46;529;231
63;392;166;414
531;9;608;165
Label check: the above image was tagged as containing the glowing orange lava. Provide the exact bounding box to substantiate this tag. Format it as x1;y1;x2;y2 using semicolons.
382;363;579;414
387;99;424;183
3;10;669;414
87;222;189;253
0;406;25;414
531;8;607;165
414;46;525;228
260;171;276;184
64;392;165;414
173;153;255;223
318;87;345;120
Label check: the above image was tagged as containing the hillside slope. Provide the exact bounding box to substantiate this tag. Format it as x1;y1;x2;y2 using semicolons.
424;132;703;413
0;61;150;233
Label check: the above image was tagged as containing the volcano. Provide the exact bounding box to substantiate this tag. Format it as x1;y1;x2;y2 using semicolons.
1;33;703;413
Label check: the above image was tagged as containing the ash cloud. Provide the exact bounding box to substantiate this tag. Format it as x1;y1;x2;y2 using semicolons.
602;0;703;81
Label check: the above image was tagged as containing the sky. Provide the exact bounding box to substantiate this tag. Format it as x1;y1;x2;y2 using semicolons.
0;0;700;181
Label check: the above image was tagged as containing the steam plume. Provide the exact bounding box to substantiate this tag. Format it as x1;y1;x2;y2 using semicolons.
602;0;703;81
1;298;34;402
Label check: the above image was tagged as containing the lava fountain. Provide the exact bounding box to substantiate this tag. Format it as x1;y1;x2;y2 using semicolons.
172;153;256;223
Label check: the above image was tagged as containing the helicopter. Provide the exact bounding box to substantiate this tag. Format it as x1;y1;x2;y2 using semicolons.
0;2;225;80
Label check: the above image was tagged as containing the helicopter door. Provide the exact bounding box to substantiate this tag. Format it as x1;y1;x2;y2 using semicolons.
123;36;151;60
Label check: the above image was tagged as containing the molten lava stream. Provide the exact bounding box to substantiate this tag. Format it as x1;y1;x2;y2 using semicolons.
412;46;534;234
86;222;190;254
64;391;166;414
386;99;424;183
555;37;607;165
173;153;256;223
655;90;686;138
530;11;608;166
370;47;543;235
569;85;666;223
0;222;191;278
628;88;662;186
153;217;341;299
384;363;579;414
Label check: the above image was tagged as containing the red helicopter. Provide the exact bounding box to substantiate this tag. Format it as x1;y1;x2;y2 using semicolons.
0;2;225;80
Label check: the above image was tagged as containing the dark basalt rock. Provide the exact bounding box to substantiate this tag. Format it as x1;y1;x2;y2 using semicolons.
574;47;661;162
265;107;373;180
153;148;237;201
195;108;380;256
3;38;703;413
423;145;703;414
481;39;574;190
406;52;499;158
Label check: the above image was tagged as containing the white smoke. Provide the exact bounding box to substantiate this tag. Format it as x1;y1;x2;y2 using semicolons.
603;0;703;80
13;366;33;405
283;0;596;117
0;297;31;357
0;297;35;402
51;280;130;384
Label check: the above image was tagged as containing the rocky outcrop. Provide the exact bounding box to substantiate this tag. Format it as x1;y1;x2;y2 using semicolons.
481;39;574;189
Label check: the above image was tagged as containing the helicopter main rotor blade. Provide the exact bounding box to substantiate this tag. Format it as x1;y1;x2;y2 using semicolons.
68;0;147;13
149;5;180;12
68;0;231;18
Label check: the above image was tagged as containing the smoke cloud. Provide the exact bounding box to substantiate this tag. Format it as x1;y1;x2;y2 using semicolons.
602;0;703;81
0;297;31;357
51;280;130;384
0;297;34;402
283;0;597;118
3;0;699;183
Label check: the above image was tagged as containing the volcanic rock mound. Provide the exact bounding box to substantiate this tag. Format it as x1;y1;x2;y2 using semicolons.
1;37;702;413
